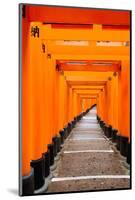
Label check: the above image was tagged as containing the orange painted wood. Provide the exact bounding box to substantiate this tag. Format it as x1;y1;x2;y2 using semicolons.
42;50;51;152
22;17;32;176
29;22;45;160
59;64;121;72
21;7;130;177
26;5;130;26
118;60;130;140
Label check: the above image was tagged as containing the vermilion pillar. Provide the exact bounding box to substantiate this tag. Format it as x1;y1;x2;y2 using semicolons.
118;60;130;140
29;22;44;161
106;78;113;125
22;18;32;177
68;87;73;122
111;74;118;130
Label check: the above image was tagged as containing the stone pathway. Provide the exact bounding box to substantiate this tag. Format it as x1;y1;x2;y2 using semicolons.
46;107;130;193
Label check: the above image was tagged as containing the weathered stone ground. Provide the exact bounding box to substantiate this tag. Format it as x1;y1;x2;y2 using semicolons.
46;107;130;193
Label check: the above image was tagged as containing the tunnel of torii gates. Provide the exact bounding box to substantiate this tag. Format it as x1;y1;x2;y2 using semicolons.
21;5;130;194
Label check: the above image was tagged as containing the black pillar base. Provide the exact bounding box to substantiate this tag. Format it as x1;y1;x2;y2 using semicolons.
71;120;75;128
97;116;101;123
43;151;50;178
74;117;77;124
99;120;104;128
97;115;99;121
102;124;106;135
52;137;58;157
63;127;68;138
101;122;105;131
77;114;81;121
106;125;112;138
30;157;44;190
72;119;76;127
111;129;118;143
120;135;128;157
127;143;131;164
66;125;70;136
116;134;121;150
82;112;85;117
22;169;34;195
48;143;54;166
104;125;108;136
67;123;71;134
69;122;73;132
56;135;61;152
71;121;73;130
102;123;106;133
59;130;65;144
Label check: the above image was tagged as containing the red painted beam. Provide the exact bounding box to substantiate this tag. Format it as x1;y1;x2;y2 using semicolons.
59;63;121;72
25;5;130;26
